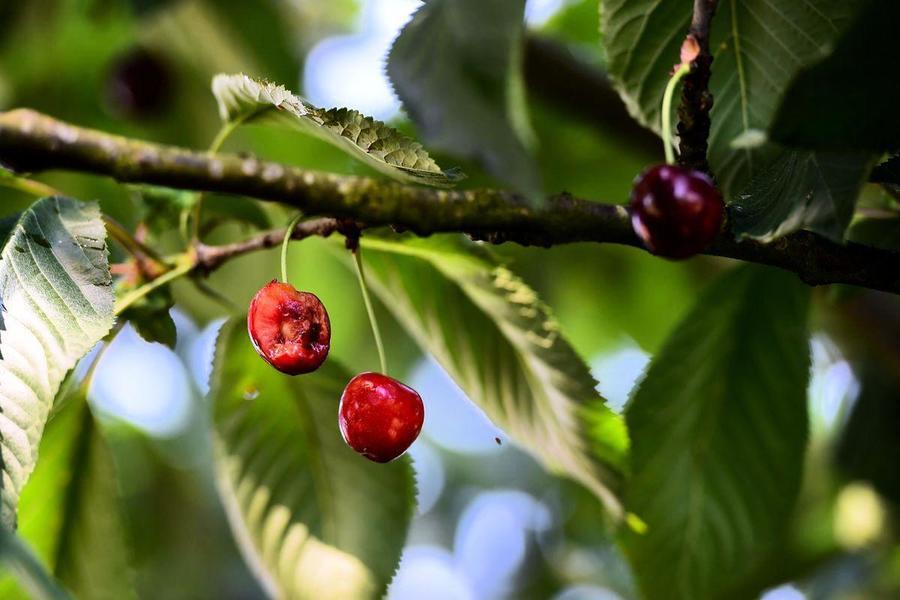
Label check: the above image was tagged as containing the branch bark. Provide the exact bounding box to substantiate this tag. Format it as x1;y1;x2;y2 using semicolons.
1;109;898;295
677;0;719;173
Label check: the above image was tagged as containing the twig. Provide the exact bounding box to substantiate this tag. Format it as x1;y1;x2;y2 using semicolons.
676;0;720;173
0;109;898;295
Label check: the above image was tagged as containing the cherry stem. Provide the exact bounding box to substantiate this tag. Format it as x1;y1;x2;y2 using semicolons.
280;212;304;284
661;62;691;165
353;247;387;375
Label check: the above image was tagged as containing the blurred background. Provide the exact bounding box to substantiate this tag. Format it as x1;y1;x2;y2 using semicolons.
0;1;896;598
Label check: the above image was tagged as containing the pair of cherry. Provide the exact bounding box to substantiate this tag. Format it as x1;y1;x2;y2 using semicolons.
247;281;424;463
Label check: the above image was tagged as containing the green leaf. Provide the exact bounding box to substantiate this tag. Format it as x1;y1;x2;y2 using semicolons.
847;216;900;251
0;196;114;527
0;392;135;599
211;73;463;188
209;320;415;599
387;0;541;198
730;150;872;241
769;1;900;152
837;360;900;505
0;528;69;600
601;0;858;196
120;287;177;349
352;236;627;517
870;155;900;200
623;265;812;600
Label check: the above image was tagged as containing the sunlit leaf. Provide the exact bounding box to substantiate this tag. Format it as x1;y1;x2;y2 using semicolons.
351;236;627;517
0;196;114;527
209;320;415;599
624;266;811;600
212;73;463;188
0;392;135;599
387;0;540;198
0;528;69;600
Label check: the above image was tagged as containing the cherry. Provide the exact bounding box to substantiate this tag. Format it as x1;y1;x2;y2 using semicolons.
339;373;425;463
247;280;331;375
105;46;173;119
629;164;724;259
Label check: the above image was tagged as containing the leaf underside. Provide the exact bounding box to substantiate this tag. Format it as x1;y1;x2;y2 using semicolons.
211;73;464;187
0;196;114;528
352;235;628;518
209;320;415;600
386;0;540;199
624;265;811;600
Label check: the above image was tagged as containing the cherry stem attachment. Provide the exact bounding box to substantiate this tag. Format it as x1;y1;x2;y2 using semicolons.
353;247;387;375
281;213;304;284
661;62;691;165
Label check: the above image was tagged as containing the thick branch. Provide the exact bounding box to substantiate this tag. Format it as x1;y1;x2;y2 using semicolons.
676;0;719;173
0;109;898;295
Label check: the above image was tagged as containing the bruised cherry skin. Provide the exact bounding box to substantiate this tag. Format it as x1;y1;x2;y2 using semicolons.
629;164;724;259
247;281;331;375
339;373;425;463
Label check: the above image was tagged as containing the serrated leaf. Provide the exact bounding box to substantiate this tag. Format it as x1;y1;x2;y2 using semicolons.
211;74;463;188
769;1;900;152
730;150;871;241
387;0;541;199
352;236;627;517
209;320;415;600
0;392;135;599
601;0;858;196
0;196;114;527
623;266;811;600
0;528;69;600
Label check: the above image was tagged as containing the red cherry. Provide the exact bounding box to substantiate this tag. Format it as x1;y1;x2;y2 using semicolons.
247;280;330;375
339;373;425;463
629;164;724;259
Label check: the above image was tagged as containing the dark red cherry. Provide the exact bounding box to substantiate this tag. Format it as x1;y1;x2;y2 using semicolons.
105;46;173;119
339;373;425;463
629;164;724;259
247;280;330;375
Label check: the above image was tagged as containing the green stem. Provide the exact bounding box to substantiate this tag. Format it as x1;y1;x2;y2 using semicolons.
281;213;304;283
190;120;239;241
102;215;167;265
353;248;387;375
661;62;691;165
114;257;194;316
0;174;61;197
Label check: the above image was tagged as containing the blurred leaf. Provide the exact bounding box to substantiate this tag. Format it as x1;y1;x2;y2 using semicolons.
837;361;900;505
769;0;900;152
601;0;858;196
202;196;270;233
870;155;900;199
354;235;628;517
387;0;541;198
121;287;177;348
624;265;811;600
730;150;871;242
0;197;114;527
847;216;900;251
0;528;69;600
209;320;414;599
212;74;463;187
0;391;135;599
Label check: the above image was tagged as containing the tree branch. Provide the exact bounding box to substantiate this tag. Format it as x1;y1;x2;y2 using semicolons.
677;0;719;173
0;109;898;295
